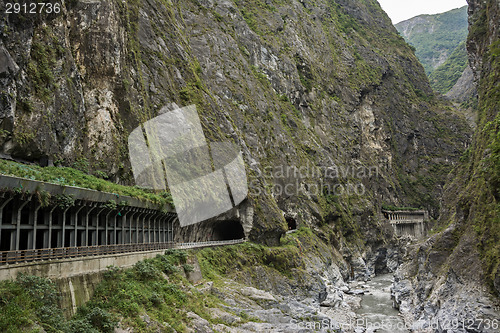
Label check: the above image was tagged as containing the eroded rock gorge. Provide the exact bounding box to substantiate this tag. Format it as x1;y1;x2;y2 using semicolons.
392;0;500;331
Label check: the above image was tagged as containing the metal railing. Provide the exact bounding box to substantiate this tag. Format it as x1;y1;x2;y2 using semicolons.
389;219;426;225
175;238;245;249
0;239;246;265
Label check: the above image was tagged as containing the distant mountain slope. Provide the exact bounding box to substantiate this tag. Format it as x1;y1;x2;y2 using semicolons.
396;6;468;75
428;40;468;94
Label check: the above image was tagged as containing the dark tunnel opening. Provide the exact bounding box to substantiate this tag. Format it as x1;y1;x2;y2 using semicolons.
212;220;245;241
286;216;297;230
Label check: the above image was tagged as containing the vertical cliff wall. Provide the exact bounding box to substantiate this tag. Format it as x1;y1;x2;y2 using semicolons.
392;0;500;329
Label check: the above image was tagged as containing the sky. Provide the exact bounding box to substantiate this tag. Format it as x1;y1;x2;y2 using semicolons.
377;0;468;24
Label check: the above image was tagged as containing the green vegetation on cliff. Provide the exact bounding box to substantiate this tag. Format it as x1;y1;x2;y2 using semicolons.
395;6;468;75
197;227;322;281
468;35;500;290
429;41;469;94
432;0;500;293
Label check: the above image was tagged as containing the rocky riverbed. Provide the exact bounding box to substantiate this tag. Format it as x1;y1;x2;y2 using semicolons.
177;273;412;333
355;274;408;333
160;244;406;333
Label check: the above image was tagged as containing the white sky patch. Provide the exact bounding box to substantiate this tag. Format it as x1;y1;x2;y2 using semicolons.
377;0;468;24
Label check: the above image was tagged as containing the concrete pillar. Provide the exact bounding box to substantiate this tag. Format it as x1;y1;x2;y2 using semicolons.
144;211;154;243
139;209;147;243
142;212;147;244
85;205;96;247
31;203;41;250
152;212;158;243
149;212;156;243
93;207;105;246
113;213;118;245
166;215;172;242
124;210;130;244
156;214;161;243
163;216;168;242
68;208;76;247
149;212;154;243
60;207;70;248
72;205;84;247
166;216;170;242
157;213;163;243
145;212;150;243
167;216;174;242
135;210;142;243
170;216;177;242
0;197;13;250
121;211;127;245
105;209;112;246
76;205;84;246
128;209;138;244
151;212;156;243
68;209;75;247
160;216;166;243
135;209;141;243
15;198;31;251
46;206;56;248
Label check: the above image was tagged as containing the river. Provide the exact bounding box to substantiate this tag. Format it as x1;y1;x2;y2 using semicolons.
355;274;409;333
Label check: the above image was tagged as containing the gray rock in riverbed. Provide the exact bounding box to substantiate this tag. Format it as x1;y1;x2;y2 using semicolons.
346;289;365;296
320;288;344;308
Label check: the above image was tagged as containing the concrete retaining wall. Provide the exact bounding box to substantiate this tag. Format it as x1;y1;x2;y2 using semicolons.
0;249;167;280
0;249;169;317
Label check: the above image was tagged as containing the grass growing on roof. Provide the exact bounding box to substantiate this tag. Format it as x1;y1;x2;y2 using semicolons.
0;159;172;207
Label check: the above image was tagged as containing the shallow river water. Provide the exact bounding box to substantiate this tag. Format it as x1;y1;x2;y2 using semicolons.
355;274;409;333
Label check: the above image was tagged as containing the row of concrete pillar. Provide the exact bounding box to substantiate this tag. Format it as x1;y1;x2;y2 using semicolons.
386;212;425;222
0;194;175;252
392;221;426;238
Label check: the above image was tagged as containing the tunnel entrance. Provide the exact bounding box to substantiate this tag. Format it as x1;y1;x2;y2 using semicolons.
286;216;297;230
212;220;245;241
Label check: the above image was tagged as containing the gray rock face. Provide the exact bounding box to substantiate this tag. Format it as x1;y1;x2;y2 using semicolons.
391;241;500;332
445;65;476;102
320;288;344;308
186;312;213;333
365;246;401;277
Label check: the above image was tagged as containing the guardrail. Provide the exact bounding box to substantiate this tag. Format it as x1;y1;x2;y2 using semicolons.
389;219;426;225
175;239;245;249
0;239;246;265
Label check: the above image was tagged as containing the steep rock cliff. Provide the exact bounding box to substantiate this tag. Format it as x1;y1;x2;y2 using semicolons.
393;0;500;329
0;0;471;245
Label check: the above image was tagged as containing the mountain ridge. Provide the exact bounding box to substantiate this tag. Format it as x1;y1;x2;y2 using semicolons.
396;5;469;95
